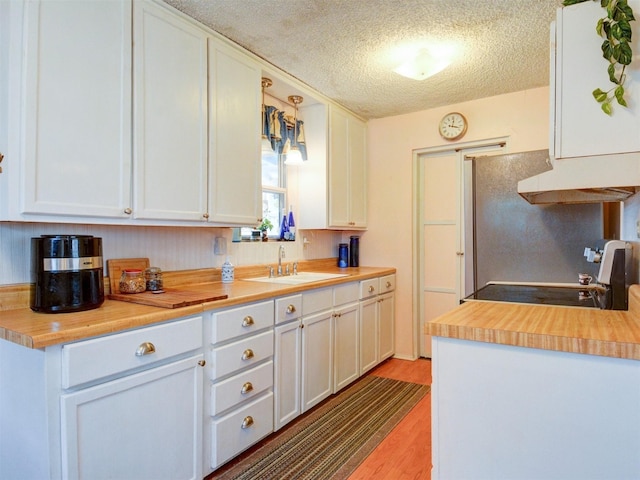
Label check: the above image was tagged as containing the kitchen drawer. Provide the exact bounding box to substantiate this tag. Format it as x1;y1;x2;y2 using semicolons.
302;287;333;315
211;392;274;469
210;300;274;344
211;361;273;416
359;278;379;299
275;294;302;324
334;282;359;306
61;316;202;389
379;274;396;294
210;330;274;379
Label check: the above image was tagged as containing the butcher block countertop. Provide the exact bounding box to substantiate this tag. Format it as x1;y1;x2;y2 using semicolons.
427;284;640;360
0;262;395;349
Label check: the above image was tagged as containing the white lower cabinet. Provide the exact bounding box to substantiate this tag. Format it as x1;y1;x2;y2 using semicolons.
274;283;360;431
0;314;205;480
205;300;275;473
359;274;396;375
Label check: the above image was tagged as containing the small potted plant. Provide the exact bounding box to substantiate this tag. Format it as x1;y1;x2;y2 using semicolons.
259;218;273;241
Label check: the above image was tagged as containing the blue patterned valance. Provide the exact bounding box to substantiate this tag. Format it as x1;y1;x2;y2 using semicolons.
263;105;307;161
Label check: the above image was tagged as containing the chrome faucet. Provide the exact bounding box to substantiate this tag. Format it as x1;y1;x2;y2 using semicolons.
278;245;285;276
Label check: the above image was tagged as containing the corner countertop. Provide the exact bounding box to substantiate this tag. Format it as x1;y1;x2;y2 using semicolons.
0;266;395;349
427;284;640;360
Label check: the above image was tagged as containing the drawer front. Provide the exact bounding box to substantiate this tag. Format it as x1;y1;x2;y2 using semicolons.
302;287;333;315
211;361;273;416
211;392;274;469
62;316;203;389
211;300;274;344
275;294;302;324
380;274;396;293
334;282;359;306
210;330;274;379
360;278;379;299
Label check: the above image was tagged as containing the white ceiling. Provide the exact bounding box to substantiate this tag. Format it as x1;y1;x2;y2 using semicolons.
163;0;562;119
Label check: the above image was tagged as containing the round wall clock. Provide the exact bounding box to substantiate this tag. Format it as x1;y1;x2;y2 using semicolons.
438;112;468;141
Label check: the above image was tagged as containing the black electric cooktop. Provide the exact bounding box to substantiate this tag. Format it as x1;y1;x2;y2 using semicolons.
464;283;599;308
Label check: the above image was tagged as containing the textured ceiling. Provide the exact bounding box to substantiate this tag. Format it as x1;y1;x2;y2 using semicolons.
163;0;562;119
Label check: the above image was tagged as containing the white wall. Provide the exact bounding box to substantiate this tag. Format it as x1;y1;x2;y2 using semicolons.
363;87;550;359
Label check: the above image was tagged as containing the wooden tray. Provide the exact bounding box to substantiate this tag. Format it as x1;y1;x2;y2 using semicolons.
108;289;227;309
107;257;227;308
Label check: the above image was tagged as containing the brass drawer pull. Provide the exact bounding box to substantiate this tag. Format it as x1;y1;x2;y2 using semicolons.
242;349;255;360
241;382;254;395
242;316;255;327
241;416;254;429
368;285;375;293
286;304;296;314
135;342;156;356
198;359;206;367
386;281;392;288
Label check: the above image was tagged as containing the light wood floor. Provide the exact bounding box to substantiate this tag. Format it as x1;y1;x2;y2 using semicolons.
348;357;432;480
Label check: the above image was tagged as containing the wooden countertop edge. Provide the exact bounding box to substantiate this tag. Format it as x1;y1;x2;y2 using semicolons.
0;266;396;349
427;285;640;361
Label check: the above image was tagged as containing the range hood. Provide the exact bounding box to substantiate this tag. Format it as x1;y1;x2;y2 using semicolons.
518;152;640;204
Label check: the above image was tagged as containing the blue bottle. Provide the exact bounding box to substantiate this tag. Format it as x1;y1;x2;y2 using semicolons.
287;206;296;241
279;209;289;240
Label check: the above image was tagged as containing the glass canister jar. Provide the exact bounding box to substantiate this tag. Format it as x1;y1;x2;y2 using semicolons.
119;269;146;294
144;267;164;292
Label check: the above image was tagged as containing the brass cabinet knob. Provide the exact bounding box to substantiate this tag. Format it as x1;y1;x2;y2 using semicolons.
242;316;254;327
286;304;296;314
203;213;210;219
241;349;255;360
241;382;254;395
124;208;132;215
386;281;392;288
368;285;375;293
135;341;156;356
197;359;206;367
241;416;254;429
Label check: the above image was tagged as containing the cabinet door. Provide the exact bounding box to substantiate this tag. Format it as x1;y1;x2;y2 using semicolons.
348;116;367;227
328;105;367;228
133;0;208;221
61;355;203;480
328;106;351;227
378;292;395;361
301;310;334;412
333;302;360;392
208;41;262;225
359;297;378;375
555;0;640;159
274;320;302;430
20;0;132;218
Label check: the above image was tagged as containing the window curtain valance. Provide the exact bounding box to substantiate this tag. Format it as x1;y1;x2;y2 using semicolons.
263;105;307;161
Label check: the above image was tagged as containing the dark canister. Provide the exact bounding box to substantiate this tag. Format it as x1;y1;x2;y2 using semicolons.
338;243;349;268
31;235;104;313
349;235;360;267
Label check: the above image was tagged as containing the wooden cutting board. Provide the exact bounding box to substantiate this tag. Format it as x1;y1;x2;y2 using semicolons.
106;257;227;308
108;289;227;309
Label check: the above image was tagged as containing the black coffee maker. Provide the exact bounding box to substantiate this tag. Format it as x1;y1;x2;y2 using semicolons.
31;235;104;313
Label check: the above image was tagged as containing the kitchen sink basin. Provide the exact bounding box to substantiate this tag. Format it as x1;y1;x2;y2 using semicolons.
246;271;349;285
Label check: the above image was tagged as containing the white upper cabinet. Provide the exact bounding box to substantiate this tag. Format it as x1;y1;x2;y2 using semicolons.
328;104;367;229
208;41;262;225
552;0;640;160
133;0;209;221
4;0;132;220
297;102;367;230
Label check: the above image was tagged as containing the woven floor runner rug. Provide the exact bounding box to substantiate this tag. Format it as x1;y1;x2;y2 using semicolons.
211;376;429;480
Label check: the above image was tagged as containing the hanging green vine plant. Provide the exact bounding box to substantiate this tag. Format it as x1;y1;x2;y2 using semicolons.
563;0;636;115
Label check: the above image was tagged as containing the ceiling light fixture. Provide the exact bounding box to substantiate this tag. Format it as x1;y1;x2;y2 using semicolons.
394;48;451;81
285;95;304;165
261;77;275;154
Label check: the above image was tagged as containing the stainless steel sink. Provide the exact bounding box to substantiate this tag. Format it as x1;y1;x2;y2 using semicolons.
245;271;349;285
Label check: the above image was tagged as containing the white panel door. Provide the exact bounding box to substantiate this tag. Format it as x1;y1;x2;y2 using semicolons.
133;0;208;221
61;355;203;480
273;320;302;430
21;0;132;218
301;309;333;412
333;302;359;392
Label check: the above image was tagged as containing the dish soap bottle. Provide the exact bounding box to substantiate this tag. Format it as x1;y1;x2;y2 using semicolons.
287;205;296;241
